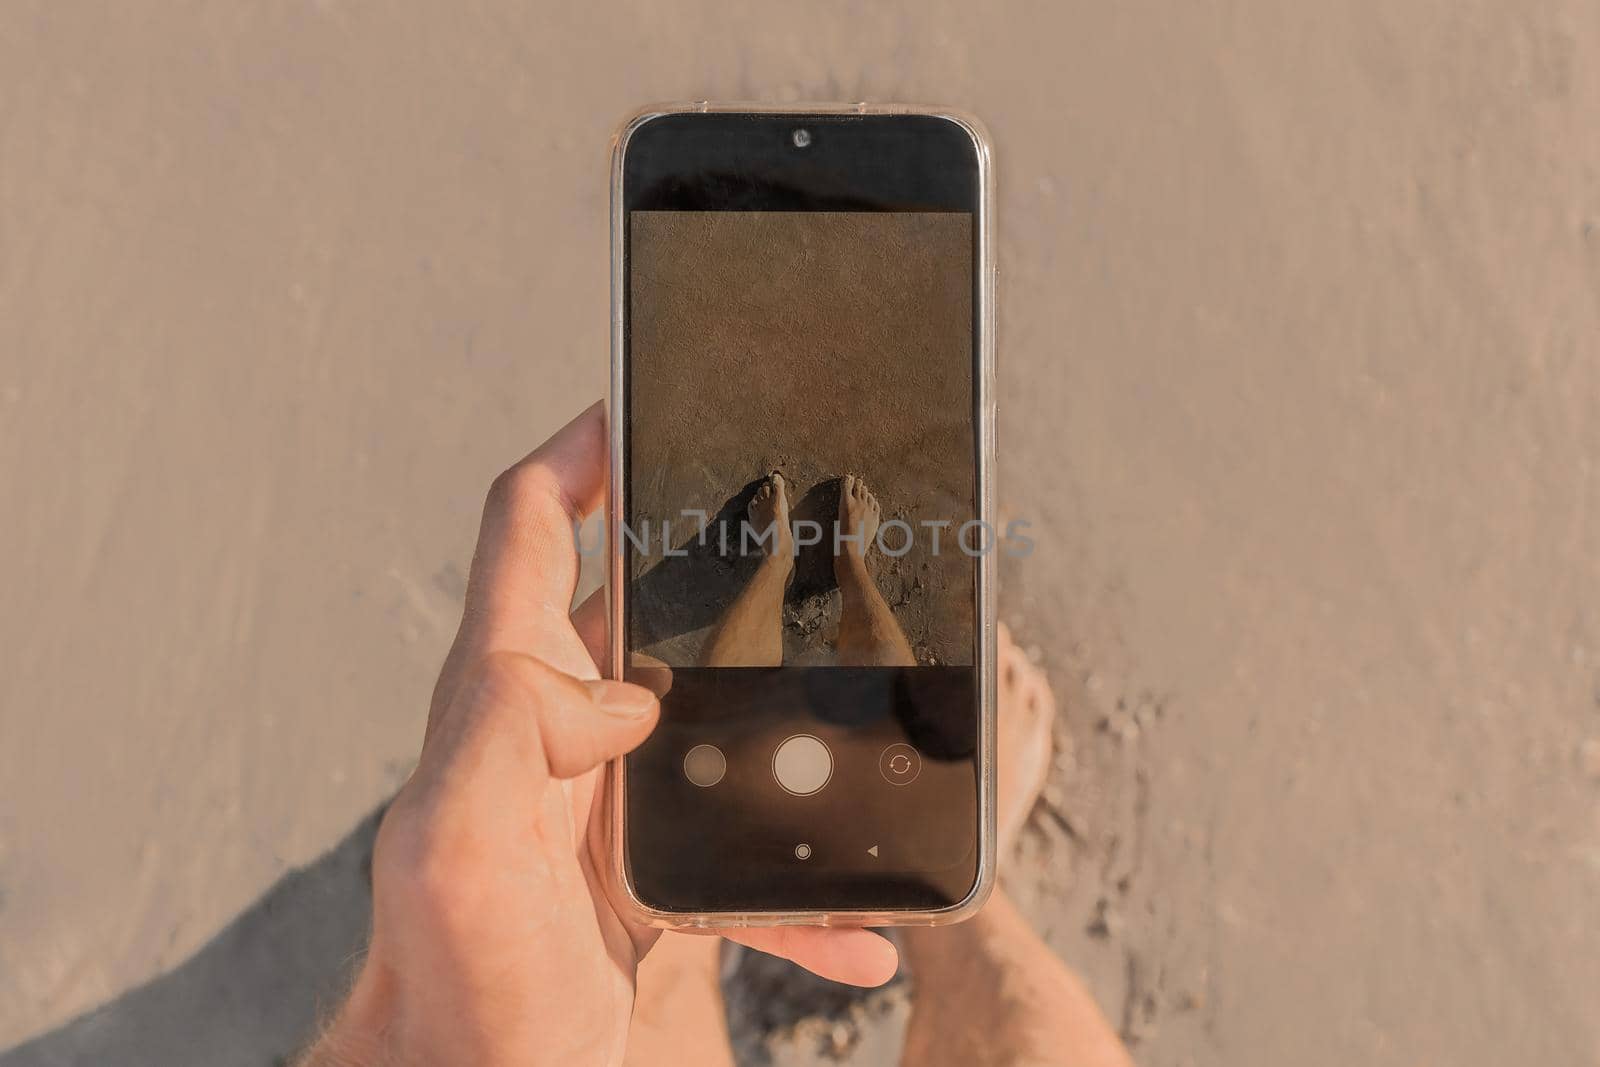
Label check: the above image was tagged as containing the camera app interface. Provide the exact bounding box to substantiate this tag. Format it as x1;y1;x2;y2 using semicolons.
625;207;980;911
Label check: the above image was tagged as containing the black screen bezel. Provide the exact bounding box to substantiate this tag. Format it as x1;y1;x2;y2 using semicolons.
620;111;986;915
623;113;980;214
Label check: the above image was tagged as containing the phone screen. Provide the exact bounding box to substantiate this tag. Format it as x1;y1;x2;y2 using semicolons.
619;114;986;913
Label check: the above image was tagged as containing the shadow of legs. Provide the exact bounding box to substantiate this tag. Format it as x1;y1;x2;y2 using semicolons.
0;805;385;1067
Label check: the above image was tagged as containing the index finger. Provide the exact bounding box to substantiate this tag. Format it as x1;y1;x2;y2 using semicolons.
434;402;607;719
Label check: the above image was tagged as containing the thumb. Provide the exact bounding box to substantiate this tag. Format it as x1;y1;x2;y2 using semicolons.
537;677;660;778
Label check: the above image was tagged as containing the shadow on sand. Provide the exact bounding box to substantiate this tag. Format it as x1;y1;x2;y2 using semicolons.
0;799;875;1067
628;476;846;654
0;807;384;1067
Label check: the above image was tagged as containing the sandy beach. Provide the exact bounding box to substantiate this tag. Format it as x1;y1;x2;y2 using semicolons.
628;210;975;667
2;3;1597;1065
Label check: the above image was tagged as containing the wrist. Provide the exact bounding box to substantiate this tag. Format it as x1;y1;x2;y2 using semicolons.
299;964;396;1067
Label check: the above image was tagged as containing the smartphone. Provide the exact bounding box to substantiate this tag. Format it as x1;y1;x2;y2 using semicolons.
607;104;995;926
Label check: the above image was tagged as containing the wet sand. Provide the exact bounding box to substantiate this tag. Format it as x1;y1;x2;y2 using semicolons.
2;3;1598;1065
628;211;975;667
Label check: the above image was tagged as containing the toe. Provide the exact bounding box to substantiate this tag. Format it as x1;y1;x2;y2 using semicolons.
1019;659;1055;728
998;625;1018;674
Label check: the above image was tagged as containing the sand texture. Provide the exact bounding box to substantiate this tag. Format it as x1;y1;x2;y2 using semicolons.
628;211;975;667
2;3;1598;1066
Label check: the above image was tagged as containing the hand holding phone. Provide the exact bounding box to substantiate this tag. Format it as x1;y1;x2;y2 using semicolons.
300;405;899;1066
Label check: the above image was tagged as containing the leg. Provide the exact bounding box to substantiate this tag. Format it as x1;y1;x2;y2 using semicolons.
834;475;916;667
901;626;1134;1067
699;474;793;667
624;933;735;1067
902;894;1132;1067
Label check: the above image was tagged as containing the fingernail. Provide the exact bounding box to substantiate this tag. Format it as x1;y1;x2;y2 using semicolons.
583;679;657;719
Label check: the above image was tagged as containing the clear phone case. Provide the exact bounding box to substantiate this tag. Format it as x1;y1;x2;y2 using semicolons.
606;102;998;929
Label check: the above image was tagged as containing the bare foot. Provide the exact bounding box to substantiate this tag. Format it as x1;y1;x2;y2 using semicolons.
833;474;917;667
900;625;1133;1067
836;473;881;570
699;473;793;667
749;472;794;568
998;622;1057;859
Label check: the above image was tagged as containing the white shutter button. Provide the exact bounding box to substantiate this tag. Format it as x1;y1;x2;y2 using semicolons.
772;734;832;796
